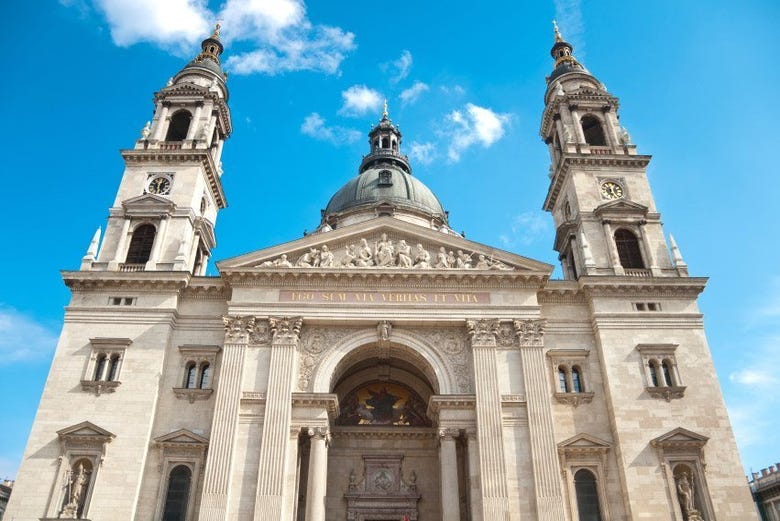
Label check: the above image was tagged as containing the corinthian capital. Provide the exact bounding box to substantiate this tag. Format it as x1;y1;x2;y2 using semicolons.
513;318;547;347
466;318;500;346
269;316;303;344
307;426;331;443
223;315;256;343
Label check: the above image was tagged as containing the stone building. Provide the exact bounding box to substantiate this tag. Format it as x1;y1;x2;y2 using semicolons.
751;465;780;521
6;23;757;521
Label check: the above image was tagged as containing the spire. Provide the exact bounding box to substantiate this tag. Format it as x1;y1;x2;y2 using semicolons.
382;99;389;120
195;23;224;64
546;20;590;84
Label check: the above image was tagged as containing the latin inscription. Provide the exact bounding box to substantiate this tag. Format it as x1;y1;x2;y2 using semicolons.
280;290;490;305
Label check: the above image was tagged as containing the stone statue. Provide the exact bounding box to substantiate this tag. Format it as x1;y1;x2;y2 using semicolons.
342;244;357;267
555;82;565;97
374;233;395;266
396;240;412;267
447;250;457;267
166;77;173;86
618;125;631;145
413;244;431;268
475;254;491;270
275;254;292;267
140;121;151;139
435;246;451;268
319;245;334;267
377;320;392;342
296;247;319;267
563;124;572;143
456;250;473;269
355;238;374;267
676;472;695;514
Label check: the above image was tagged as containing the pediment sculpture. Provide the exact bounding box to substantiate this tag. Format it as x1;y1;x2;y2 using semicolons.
259;233;514;270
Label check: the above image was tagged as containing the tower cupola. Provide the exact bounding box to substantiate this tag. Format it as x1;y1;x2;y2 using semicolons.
360;101;411;174
547;21;591;84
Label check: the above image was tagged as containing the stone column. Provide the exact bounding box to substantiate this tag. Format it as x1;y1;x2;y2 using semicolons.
304;427;330;521
465;428;483;521
569;105;585;143
151;103;169;141
514;319;566;521
110;218;132;266
602;220;625;275
186;104;203;141
283;427;302;521
253;317;303;519
198;316;254;521
147;215;169;268
438;428;461;521
638;221;661;275
466;319;511;520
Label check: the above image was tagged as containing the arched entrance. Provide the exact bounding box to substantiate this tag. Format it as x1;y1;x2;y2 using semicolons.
300;342;443;521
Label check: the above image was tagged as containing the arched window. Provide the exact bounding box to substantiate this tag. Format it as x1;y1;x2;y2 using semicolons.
125;224;156;265
574;469;603;521
162;465;191;521
572;366;583;393
199;363;211;389
558;366;569;392
581;115;607;146
185;363;197;389
614;229;645;269
107;355;121;381
648;360;660;387
165;110;192;141
391;139;398;150
94;354;107;381
662;360;674;386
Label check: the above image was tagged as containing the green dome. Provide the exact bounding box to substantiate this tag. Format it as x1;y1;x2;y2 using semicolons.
325;167;445;218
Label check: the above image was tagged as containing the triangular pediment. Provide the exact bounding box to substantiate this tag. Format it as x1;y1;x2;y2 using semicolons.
122;193;176;216
218;217;553;276
57;421;115;440
650;427;709;447
159;82;210;97
558;433;612;451
594;199;648;217
154;429;209;446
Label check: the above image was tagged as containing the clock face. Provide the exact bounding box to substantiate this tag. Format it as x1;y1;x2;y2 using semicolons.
147;176;172;195
600;181;624;200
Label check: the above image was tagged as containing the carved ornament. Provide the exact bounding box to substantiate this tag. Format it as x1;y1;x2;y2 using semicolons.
223;315;255;343
513;319;546;346
466;319;500;346
269;316;303;344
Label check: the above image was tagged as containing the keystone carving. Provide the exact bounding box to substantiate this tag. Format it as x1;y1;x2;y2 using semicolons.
466;319;500;346
269;316;303;344
223;315;256;343
513;319;546;347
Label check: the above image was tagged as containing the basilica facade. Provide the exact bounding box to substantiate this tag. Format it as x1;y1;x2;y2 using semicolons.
6;24;757;521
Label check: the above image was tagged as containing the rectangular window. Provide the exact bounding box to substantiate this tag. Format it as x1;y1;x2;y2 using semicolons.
109;297;136;306
633;302;661;311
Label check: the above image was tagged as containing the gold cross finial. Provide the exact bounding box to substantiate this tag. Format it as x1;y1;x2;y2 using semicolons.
553;19;563;42
382;99;389;119
212;21;222;39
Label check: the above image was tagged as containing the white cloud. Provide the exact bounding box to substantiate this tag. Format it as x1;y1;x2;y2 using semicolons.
440;84;465;97
0;306;58;365
498;212;550;249
301;113;361;145
92;0;211;53
444;103;510;162
385;50;412;83
64;0;356;74
399;81;429;106
408;141;436;165
554;0;585;54
339;85;383;117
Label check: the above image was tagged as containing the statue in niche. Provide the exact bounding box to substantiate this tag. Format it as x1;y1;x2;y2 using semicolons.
319;245;334;267
396;240;412;267
374;233;395;266
413;244;431;268
60;462;90;518
676;472;697;515
377;320;392;342
355;238;374;267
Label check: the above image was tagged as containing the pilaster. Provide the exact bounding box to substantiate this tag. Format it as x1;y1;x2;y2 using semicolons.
466;319;511;520
513;319;566;521
198;315;254;521
253;316;303;519
304;426;330;521
438;427;462;521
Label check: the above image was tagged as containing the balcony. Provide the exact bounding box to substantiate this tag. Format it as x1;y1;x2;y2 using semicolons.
119;263;145;272
625;268;652;277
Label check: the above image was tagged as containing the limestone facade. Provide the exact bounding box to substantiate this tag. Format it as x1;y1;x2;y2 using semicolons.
6;24;757;521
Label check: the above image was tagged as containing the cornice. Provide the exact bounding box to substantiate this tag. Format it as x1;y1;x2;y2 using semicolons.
220;268;549;290
540;91;620;136
538;281;585;303
580;276;707;298
63;270;192;292
121;148;226;209
331;426;436;439
544;154;652;211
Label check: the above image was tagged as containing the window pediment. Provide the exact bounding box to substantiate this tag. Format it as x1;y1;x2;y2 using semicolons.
121;193;176;217
57;421;116;444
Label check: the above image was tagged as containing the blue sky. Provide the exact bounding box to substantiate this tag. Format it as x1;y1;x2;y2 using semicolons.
1;0;778;479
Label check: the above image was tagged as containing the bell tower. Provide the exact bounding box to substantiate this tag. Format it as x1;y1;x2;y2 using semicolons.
541;22;687;279
81;25;232;275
